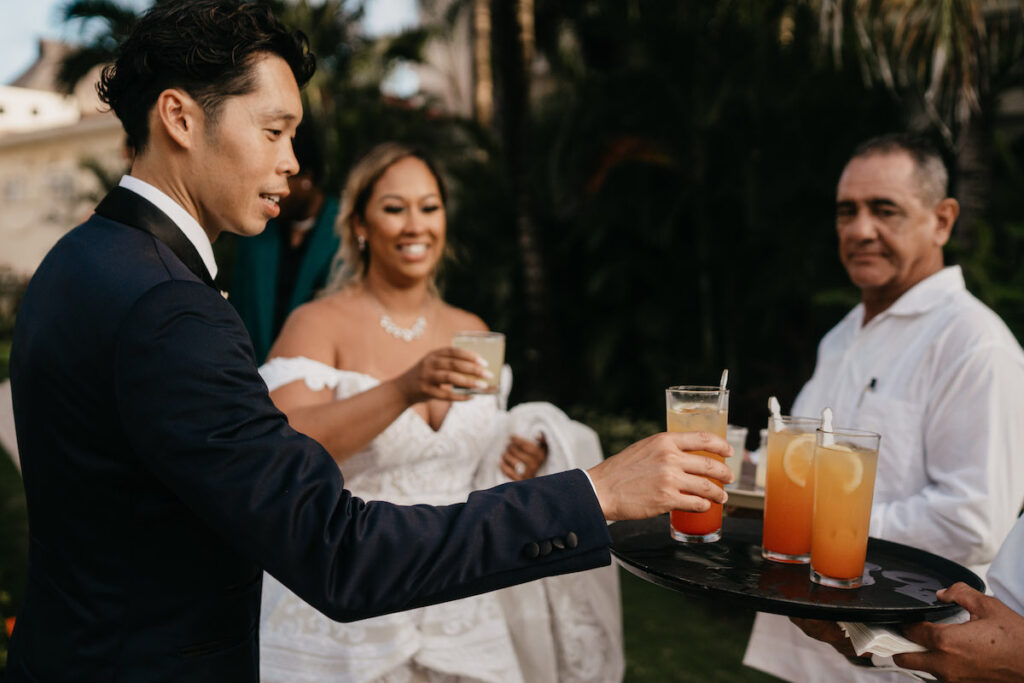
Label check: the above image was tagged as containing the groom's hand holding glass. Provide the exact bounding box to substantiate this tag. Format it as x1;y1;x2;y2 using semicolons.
391;347;735;517
588;431;733;520
392;346;495;404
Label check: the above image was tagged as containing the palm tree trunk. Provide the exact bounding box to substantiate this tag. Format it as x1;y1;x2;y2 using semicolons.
492;0;553;399
472;0;493;128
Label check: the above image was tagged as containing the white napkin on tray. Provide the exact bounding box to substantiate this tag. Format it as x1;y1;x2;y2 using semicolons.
839;610;969;680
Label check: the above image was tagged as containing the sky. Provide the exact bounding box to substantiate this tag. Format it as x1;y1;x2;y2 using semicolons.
0;0;419;86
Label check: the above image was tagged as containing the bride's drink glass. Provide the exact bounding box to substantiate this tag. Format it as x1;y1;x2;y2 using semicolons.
809;427;881;588
761;416;820;563
452;331;505;394
666;386;729;543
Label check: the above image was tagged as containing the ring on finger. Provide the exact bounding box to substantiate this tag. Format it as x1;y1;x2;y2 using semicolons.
514;461;526;476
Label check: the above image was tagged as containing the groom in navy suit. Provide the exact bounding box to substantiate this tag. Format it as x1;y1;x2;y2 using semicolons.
7;2;733;680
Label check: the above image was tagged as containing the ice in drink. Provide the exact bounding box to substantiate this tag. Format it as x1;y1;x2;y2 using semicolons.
810;435;880;588
452;331;505;394
666;386;728;543
761;417;819;563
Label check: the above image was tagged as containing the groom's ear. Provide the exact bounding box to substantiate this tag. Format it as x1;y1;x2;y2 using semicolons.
152;88;203;151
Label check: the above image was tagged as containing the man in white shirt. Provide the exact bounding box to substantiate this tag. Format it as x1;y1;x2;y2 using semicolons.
743;133;1024;682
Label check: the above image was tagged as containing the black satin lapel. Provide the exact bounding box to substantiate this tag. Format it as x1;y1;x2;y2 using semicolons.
95;187;215;288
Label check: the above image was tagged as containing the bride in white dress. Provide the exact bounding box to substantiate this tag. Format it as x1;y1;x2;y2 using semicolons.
257;143;623;683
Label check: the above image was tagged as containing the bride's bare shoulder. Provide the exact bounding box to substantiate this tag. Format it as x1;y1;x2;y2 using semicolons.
286;291;355;330
440;302;489;332
269;289;366;362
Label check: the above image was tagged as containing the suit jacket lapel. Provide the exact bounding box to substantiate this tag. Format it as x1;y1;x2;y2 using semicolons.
95;186;216;288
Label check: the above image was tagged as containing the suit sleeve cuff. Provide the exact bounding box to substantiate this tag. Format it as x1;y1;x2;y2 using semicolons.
578;468;601;511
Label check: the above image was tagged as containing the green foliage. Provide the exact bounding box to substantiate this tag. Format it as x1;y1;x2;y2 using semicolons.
948;129;1024;335
566;409;661;458
819;0;1024;146
475;2;901;430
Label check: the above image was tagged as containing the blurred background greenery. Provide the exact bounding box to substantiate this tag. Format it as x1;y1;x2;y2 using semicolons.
3;0;1024;679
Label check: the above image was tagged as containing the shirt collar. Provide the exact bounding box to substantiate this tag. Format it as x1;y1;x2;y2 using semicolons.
872;266;965;321
117;175;218;280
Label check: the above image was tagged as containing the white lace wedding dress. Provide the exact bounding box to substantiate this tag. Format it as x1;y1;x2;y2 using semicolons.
258;356;624;683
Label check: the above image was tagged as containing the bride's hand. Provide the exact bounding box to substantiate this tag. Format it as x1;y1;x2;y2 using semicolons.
501;434;547;480
393;347;491;405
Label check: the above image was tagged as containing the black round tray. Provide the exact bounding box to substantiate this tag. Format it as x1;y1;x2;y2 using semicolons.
610;515;984;623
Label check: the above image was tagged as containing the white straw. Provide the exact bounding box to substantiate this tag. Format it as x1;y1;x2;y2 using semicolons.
718;369;729;411
821;407;835;446
768;396;783;432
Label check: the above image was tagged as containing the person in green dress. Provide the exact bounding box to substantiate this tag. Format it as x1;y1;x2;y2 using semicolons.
230;117;340;361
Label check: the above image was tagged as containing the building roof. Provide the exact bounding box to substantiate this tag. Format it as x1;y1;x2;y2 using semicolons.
9;39;107;117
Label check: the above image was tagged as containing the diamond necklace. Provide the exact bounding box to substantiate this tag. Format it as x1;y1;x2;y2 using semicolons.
368;291;428;342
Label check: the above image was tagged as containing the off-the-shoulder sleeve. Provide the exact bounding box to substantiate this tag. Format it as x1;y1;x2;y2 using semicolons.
259;356;346;392
259;357;381;400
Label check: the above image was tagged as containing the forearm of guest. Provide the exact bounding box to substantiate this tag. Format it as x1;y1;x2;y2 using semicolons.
274;381;412;463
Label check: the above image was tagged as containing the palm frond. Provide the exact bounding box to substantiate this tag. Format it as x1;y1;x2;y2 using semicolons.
61;0;139;38
814;0;1024;144
56;45;114;93
381;27;433;64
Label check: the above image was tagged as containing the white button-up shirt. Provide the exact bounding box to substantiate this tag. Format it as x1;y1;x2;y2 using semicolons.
745;266;1024;683
988;514;1024;616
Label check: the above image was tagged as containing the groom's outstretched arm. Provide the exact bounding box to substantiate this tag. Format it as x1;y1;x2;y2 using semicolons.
114;280;732;621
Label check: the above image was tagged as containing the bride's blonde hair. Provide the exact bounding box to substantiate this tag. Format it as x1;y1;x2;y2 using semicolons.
322;142;449;295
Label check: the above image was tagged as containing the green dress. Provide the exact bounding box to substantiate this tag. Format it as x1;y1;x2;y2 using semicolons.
229;196;340;362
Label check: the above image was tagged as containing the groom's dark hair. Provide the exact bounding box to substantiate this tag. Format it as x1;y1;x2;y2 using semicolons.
98;0;316;153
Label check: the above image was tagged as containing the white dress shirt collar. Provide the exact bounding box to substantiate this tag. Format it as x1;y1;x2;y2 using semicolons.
883;265;964;317
117;175;219;281
858;265;965;327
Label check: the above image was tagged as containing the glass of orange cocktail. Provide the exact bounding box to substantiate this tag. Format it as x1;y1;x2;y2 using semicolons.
761;416;820;564
665;386;729;543
809;427;881;588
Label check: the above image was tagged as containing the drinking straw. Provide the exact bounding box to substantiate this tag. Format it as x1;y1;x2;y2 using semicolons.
768;396;783;432
821;407;835;446
718;369;729;411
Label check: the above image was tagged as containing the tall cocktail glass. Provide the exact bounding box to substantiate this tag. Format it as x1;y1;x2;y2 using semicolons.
761;416;820;563
665;386;729;543
809;427;881;588
451;331;505;394
725;425;748;490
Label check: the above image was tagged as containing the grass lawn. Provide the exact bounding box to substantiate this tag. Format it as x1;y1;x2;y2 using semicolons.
620;567;779;682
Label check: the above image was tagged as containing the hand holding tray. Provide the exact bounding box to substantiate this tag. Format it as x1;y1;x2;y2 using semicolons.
611;515;983;623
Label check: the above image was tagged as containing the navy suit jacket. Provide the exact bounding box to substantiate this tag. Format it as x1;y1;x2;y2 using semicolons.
8;188;610;682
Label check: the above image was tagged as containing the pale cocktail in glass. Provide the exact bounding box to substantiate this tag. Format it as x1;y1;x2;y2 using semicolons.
809;427;881;588
666;386;729;543
452;331;505;394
